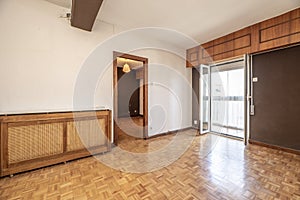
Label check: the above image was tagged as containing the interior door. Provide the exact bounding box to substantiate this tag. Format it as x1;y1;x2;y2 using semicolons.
199;64;210;134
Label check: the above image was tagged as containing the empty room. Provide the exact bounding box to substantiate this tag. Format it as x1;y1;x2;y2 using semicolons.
0;0;299;199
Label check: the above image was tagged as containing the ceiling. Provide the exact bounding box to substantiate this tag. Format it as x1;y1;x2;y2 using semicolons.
45;0;71;8
45;0;299;47
98;0;299;45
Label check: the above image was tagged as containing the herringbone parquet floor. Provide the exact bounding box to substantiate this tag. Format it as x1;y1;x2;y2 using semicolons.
0;122;299;199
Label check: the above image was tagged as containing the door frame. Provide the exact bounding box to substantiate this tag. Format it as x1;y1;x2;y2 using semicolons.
199;64;211;134
113;51;148;145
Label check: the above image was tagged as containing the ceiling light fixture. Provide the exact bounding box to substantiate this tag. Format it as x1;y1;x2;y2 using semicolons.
123;62;131;73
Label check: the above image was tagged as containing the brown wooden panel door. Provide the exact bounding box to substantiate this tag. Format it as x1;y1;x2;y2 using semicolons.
250;45;300;150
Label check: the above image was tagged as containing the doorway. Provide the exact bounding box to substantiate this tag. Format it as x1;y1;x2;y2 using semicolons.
199;56;248;141
113;51;148;145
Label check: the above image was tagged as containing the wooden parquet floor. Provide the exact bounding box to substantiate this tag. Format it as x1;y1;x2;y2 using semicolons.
0;127;300;199
117;117;176;153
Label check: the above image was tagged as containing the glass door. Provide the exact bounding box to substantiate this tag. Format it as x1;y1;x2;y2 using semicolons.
199;64;210;134
210;59;246;138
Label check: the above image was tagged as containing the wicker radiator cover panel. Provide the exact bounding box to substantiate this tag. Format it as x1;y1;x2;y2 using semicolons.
8;123;64;164
67;119;107;151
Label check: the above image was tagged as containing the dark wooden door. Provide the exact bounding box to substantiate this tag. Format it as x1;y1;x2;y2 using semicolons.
250;45;300;150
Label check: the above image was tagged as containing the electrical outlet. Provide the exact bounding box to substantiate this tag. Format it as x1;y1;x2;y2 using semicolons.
194;120;198;125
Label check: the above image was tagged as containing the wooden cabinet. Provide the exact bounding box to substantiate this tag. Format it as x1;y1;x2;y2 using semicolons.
186;8;300;67
0;110;111;177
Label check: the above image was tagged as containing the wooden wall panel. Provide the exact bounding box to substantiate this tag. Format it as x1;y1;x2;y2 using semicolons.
191;27;252;65
186;47;199;67
198;29;252;64
257;11;291;51
233;27;252;56
289;9;300;44
198;41;214;65
186;8;300;67
213;34;234;61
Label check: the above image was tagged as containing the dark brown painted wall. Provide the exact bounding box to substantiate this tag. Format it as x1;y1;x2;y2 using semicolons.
250;45;300;150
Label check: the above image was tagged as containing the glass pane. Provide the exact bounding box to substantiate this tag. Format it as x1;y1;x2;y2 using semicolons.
200;65;210;134
210;62;245;138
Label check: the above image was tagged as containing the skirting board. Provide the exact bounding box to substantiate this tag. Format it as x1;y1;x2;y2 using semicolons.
147;127;194;139
249;139;300;155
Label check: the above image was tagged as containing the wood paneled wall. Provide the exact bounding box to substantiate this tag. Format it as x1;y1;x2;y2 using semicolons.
0;110;111;177
186;8;300;67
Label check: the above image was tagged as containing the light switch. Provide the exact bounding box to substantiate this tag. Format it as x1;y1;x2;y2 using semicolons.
253;77;258;82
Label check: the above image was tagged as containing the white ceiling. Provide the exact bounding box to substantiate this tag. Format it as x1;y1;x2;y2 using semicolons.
45;0;71;8
45;0;300;47
98;0;299;45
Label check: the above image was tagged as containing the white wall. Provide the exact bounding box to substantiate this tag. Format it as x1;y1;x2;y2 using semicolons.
0;0;193;137
0;0;123;113
132;50;192;136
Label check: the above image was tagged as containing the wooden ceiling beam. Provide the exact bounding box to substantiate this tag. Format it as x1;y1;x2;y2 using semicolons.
71;0;104;31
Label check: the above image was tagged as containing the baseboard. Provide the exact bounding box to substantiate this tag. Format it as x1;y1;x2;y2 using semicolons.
248;139;300;155
147;127;194;139
209;132;243;141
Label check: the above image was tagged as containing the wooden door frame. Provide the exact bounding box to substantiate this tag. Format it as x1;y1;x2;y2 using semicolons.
113;51;148;145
